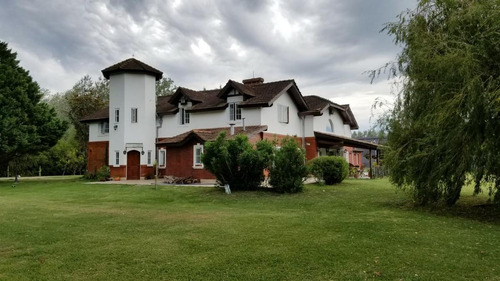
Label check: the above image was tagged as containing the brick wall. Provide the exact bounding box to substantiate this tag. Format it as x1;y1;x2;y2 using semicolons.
158;139;215;180
260;132;317;161
87;141;108;174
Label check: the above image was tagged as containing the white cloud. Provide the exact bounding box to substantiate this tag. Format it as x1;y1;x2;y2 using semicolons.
0;0;417;129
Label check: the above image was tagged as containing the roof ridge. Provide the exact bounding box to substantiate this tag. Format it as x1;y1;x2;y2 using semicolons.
251;79;294;87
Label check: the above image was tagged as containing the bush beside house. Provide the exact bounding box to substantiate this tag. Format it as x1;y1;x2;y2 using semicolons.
202;133;307;193
308;156;349;185
269;137;308;193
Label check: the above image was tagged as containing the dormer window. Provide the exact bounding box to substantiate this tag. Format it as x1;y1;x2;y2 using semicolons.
180;96;188;105
180;108;190;125
228;90;241;96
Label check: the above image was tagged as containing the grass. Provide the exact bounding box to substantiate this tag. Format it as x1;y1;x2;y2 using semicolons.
0;178;498;281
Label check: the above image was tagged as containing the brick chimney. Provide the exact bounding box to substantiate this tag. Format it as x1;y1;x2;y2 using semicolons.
242;77;264;85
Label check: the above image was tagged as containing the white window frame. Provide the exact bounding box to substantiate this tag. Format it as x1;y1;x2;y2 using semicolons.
114;150;120;167
147;150;152;166
100;121;109;135
193;143;204;169
158;149;166;168
229;103;241;121
114;108;120;123
180;108;190;125
131;108;138;123
278;104;289;124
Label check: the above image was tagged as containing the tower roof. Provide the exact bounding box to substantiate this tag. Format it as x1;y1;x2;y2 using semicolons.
101;58;163;80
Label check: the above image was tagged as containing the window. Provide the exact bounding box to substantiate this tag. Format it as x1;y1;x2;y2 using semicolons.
180;108;190;124
147;150;152;166
159;149;166;168
278;104;289;123
193;144;203;168
131;108;138;123
115;151;120;166
100;121;109;134
327;119;334;133
115;108;120;123
229;103;241;121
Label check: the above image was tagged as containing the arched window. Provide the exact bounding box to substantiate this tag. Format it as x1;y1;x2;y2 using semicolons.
327;119;334;133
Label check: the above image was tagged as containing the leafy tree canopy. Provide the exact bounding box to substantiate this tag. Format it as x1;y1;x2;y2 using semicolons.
0;41;67;171
380;0;500;205
352;129;387;139
156;77;177;97
65;75;109;147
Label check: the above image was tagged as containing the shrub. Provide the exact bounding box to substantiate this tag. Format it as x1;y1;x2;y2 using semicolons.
308;156;349;185
82;171;97;180
96;165;110;181
269;137;308;193
202;132;270;191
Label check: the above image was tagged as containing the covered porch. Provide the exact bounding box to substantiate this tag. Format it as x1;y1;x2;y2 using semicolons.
314;131;382;178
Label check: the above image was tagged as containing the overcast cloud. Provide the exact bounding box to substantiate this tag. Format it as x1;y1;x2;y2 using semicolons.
0;0;416;131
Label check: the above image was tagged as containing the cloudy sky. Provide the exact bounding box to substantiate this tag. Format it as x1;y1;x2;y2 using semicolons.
1;0;416;131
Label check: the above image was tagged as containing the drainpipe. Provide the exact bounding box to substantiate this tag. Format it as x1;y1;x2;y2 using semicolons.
301;116;306;149
242;118;246;131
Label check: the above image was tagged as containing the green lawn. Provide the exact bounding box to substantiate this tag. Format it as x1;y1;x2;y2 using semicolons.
0;179;498;281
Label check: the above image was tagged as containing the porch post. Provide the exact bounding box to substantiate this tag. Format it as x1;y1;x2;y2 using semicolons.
376;149;380;177
369;149;372;179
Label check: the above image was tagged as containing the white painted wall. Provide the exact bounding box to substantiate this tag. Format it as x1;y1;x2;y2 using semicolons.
261;90;302;136
312;107;350;137
88;123;109;142
108;73;156;167
157;93;263;138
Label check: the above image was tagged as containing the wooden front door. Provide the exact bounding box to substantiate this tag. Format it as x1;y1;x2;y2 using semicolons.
127;150;140;180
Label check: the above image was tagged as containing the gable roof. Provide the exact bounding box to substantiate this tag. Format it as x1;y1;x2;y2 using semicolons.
157;125;268;147
102;58;163;81
303;95;359;129
168;87;226;113
238;80;308;111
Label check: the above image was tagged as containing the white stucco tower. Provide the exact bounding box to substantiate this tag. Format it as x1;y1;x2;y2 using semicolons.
102;58;163;179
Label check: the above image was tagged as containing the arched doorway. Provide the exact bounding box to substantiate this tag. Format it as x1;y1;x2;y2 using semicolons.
127;150;140;180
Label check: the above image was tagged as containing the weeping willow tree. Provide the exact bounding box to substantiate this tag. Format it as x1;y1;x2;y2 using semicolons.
380;0;500;205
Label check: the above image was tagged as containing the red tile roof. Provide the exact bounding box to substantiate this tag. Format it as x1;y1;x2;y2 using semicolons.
101;58;163;81
157;125;268;146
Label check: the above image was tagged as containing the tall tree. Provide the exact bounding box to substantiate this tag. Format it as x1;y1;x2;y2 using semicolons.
156;77;177;97
380;0;500;205
66;75;109;147
0;41;67;175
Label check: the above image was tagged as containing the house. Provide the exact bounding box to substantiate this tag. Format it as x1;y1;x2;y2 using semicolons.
81;58;379;180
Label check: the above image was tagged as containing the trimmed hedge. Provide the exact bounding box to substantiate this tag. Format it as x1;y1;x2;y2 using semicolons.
308;156;349;185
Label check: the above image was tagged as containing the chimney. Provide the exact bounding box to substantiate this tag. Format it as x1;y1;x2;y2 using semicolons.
229;123;235;135
242;77;264;85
